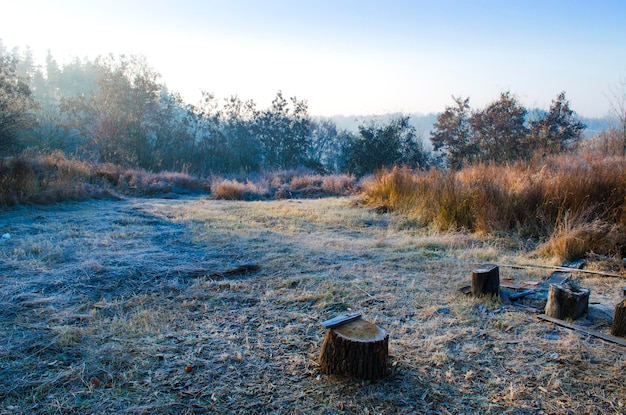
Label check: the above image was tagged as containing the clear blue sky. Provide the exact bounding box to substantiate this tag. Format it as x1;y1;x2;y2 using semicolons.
3;0;626;117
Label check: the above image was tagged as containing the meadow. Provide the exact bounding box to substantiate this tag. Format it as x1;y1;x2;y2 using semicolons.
1;153;625;414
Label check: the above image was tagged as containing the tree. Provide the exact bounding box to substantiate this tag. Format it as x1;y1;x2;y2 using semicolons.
470;91;529;164
308;118;345;173
0;42;37;155
150;88;196;172
430;96;475;169
529;92;585;156
255;91;311;169
61;55;162;168
221;95;260;173
343;115;428;176
607;76;626;155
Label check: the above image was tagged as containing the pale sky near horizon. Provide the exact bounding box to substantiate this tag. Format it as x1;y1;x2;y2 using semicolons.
3;0;626;117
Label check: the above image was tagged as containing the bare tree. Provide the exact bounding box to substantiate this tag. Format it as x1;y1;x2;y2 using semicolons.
606;76;626;156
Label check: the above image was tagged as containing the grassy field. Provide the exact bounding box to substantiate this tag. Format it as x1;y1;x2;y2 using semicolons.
0;195;625;414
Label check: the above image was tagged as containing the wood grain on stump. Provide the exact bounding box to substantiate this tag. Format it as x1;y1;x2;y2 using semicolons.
611;299;626;337
471;265;500;297
319;319;389;380
545;283;589;320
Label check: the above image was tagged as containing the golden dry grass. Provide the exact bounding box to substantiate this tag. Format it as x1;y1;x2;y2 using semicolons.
361;156;626;260
0;152;210;208
1;196;625;414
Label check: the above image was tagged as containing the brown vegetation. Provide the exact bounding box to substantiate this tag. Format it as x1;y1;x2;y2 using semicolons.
211;170;358;201
362;154;626;261
0;151;209;207
0;153;358;208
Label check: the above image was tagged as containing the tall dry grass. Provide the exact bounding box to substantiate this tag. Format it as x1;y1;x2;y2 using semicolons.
0;151;210;208
361;155;626;260
210;170;357;200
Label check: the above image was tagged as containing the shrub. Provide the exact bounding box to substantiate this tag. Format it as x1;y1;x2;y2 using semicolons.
0;151;211;208
321;174;357;195
536;213;626;261
211;178;264;200
290;174;322;190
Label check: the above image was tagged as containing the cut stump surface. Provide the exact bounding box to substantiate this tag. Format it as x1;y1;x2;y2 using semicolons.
319;319;389;380
545;282;589;320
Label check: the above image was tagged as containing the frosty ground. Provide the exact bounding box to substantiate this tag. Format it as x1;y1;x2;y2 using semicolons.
0;196;624;414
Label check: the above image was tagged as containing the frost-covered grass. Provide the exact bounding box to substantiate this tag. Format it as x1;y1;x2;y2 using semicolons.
0;196;624;414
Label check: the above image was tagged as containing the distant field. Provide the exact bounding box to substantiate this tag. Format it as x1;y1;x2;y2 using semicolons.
0;196;624;414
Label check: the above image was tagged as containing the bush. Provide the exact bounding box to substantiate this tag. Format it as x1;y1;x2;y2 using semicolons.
537;214;626;261
211;178;265;200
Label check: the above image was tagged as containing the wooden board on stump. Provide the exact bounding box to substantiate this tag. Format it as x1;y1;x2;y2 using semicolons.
611;299;626;337
472;265;500;297
545;282;589;320
319;318;389;380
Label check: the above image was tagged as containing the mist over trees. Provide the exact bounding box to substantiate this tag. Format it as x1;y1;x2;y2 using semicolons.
0;42;605;177
0;43;37;154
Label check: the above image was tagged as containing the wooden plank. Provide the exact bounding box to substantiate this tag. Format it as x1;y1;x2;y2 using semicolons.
493;263;625;279
321;312;362;329
508;289;537;300
537;314;626;347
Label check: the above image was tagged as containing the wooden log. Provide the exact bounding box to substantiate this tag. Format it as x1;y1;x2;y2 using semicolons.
538;314;626;347
545;282;589;320
471;265;500;297
611;299;626;337
319;319;389;380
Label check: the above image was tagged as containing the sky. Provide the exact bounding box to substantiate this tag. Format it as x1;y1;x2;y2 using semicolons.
3;0;626;117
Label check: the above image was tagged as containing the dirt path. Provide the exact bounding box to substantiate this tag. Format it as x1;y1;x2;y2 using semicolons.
0;197;624;414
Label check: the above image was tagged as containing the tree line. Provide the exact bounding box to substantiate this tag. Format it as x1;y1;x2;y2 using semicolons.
1;42;595;176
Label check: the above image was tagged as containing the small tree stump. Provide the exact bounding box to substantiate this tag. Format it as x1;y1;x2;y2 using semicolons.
545;282;590;320
472;265;500;297
319;319;389;380
611;299;626;337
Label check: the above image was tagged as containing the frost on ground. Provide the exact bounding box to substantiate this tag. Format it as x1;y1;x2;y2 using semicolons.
0;197;624;414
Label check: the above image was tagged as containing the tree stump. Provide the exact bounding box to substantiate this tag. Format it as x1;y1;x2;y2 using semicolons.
611;299;626;337
545;282;589;320
471;265;500;297
319;318;389;380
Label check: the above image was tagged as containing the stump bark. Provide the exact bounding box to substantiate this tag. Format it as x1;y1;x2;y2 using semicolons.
545;282;590;320
611;299;626;337
319;318;389;380
471;265;500;297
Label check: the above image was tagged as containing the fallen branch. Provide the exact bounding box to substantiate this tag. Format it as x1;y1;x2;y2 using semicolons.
163;263;261;279
476;262;625;279
537;314;626;347
209;263;261;278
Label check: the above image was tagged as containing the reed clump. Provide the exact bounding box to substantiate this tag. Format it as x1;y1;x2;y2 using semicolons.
361;155;626;260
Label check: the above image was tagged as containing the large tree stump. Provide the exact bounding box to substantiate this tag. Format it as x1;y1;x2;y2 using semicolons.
611;299;626;337
319;318;389;380
472;265;500;297
545;282;590;320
